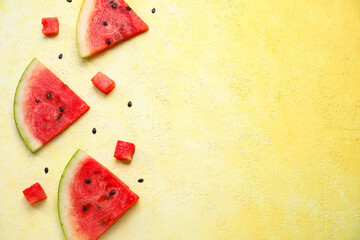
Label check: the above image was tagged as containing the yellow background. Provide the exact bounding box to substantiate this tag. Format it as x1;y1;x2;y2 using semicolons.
0;0;360;239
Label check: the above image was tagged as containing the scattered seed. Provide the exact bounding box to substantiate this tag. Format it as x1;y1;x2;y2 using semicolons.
85;179;91;184
126;6;131;11
83;206;87;211
106;39;111;45
110;190;116;195
92;128;97;134
152;8;156;13
58;115;62;119
35;99;40;103
58;53;63;59
44;167;49;174
112;3;117;8
138;178;144;183
67;0;72;2
110;1;113;4
60;107;64;112
46;93;51;99
128;101;132;107
103;22;108;26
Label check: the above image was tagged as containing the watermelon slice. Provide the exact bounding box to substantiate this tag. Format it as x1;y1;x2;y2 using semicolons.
91;72;116;94
42;17;59;36
58;149;139;240
14;58;90;152
76;0;149;58
114;140;135;163
23;182;47;205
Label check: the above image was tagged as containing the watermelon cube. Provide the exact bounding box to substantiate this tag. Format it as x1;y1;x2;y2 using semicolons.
23;182;47;205
91;72;116;94
42;17;59;36
114;140;135;163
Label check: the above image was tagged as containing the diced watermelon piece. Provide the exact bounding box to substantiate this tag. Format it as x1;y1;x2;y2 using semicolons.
42;17;59;36
114;140;135;163
91;72;116;94
23;182;47;205
76;0;149;57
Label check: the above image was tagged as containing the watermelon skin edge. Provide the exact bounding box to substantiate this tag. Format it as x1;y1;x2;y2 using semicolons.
13;58;43;152
57;149;87;240
76;0;95;58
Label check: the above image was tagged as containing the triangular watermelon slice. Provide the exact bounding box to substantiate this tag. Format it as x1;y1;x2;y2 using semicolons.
77;0;149;58
58;149;139;240
14;58;90;152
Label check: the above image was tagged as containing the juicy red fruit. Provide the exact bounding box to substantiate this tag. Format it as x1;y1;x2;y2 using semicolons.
114;140;135;162
23;182;47;205
42;17;59;36
69;154;139;239
91;72;115;94
77;0;149;57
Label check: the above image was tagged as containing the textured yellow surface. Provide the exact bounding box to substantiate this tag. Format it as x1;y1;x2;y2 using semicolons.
0;0;360;239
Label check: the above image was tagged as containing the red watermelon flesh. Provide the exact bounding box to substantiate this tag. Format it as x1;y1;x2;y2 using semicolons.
91;72;116;94
58;150;139;240
77;0;149;57
114;140;135;163
23;182;47;205
42;17;59;36
14;58;90;152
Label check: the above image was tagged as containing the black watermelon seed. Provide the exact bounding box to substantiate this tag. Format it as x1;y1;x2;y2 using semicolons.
103;22;108;26
35;99;40;103
110;190;116;195
59;107;64;112
92;128;97;134
44;167;49;174
67;0;72;2
126;6;131;11
106;39;111;45
110;1;113;4
138;178;144;183
83;206;87;211
112;3;117;8
152;8;156;13
58;115;62;119
58;53;63;59
128;101;132;107
85;179;91;184
46;93;51;99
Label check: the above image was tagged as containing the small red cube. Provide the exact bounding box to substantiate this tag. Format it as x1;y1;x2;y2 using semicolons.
91;72;116;94
23;182;47;205
114;140;135;163
42;17;59;36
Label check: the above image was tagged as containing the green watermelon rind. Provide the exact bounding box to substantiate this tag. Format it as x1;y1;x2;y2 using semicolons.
13;58;43;152
58;149;89;240
76;0;96;58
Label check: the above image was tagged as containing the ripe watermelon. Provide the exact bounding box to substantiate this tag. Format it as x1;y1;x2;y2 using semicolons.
23;182;47;205
114;140;135;163
91;72;116;94
76;0;149;58
58;149;139;240
42;17;59;36
14;58;90;152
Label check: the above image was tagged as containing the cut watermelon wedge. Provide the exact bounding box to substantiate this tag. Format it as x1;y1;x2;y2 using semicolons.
58;149;139;240
14;58;90;152
77;0;149;58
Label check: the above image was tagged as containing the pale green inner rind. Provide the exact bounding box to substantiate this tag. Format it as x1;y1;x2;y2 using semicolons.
13;58;43;152
76;0;96;58
58;149;89;240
